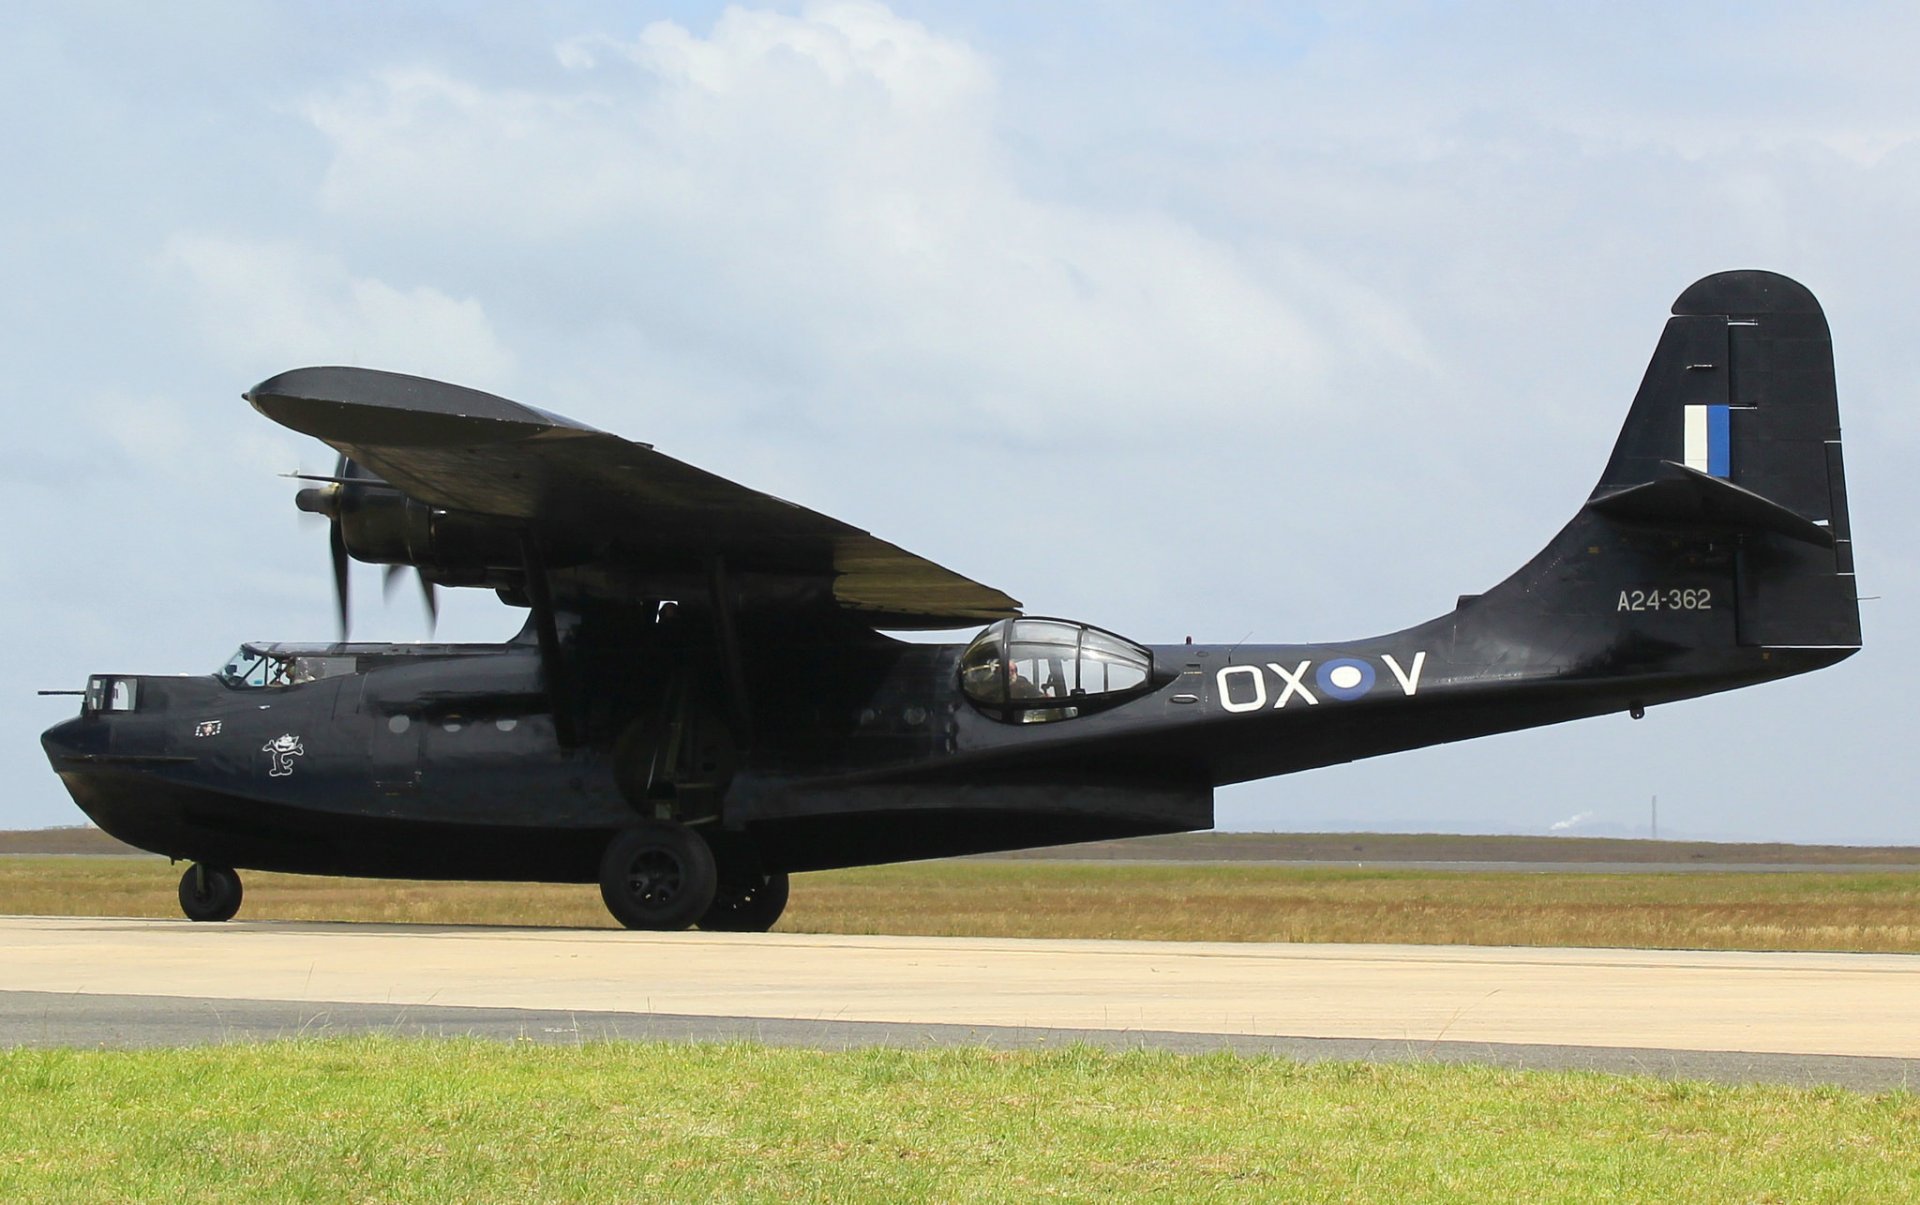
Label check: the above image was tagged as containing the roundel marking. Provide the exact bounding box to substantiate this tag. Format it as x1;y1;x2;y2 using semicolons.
1316;658;1376;701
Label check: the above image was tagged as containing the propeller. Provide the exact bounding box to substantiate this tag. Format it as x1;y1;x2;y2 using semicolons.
384;562;439;629
330;510;350;636
293;454;439;639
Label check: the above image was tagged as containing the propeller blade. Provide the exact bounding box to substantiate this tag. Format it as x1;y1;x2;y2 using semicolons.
420;573;439;634
383;563;438;632
330;518;350;640
332;453;353;639
382;562;440;632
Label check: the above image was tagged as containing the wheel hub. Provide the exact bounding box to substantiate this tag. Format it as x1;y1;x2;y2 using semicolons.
624;849;685;905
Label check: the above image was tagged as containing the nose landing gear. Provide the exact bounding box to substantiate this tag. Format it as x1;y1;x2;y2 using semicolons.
177;863;243;922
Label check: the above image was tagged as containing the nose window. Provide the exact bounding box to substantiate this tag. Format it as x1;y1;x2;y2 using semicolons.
85;676;139;713
960;618;1154;722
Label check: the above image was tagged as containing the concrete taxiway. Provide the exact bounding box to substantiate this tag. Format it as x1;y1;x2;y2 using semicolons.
4;917;1917;1087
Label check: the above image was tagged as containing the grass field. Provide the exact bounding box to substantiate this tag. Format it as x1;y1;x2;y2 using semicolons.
6;855;1920;952
1;1039;1914;1202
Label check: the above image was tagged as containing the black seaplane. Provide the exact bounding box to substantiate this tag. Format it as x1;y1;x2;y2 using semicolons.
41;271;1860;930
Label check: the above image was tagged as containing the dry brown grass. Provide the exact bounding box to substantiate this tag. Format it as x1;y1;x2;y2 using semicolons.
11;826;1920;863
0;827;140;855
995;831;1920;865
797;862;1920;950
5;857;1920;952
0;857;617;928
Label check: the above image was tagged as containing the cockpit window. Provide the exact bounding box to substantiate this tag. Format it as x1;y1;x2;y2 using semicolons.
221;649;284;688
960;618;1155;722
1077;629;1151;694
219;647;358;689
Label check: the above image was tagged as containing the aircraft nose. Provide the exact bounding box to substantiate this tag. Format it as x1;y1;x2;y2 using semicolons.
41;715;106;764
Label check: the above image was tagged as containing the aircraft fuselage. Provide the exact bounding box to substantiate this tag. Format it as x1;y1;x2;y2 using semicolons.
42;602;1843;881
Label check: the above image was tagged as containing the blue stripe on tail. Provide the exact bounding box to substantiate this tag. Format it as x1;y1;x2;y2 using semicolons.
1706;404;1730;477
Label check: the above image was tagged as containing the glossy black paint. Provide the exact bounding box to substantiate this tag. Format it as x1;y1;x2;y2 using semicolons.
43;271;1860;892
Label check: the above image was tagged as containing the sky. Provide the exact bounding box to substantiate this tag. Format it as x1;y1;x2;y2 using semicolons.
4;1;1917;841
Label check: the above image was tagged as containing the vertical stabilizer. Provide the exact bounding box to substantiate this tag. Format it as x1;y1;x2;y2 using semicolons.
1457;271;1858;697
1587;270;1857;649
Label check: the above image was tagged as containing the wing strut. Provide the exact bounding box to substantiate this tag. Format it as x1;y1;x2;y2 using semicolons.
519;532;578;748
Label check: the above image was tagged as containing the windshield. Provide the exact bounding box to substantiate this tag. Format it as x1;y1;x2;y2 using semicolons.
220;647;287;688
217;647;358;688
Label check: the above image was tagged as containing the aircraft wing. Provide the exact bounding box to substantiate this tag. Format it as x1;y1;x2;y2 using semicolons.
247;367;1021;626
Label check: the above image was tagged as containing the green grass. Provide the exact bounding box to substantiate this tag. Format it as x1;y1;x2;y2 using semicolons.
1;1040;1914;1202
7;856;1920;952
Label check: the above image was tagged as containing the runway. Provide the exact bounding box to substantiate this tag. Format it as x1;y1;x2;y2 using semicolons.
5;917;1918;1088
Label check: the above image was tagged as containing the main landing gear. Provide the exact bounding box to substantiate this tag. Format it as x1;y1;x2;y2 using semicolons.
700;866;791;932
177;863;243;922
596;821;789;933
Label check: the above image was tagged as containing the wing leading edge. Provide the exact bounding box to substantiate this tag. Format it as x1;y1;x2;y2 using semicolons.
247;367;1021;627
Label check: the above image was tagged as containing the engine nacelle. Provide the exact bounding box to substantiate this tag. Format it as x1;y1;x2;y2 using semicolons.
297;477;529;577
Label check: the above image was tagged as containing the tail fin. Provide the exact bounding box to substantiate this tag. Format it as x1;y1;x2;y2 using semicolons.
1586;270;1858;649
1462;271;1858;693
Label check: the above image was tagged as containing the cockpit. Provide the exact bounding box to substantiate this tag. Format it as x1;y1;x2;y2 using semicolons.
959;618;1155;723
218;644;360;689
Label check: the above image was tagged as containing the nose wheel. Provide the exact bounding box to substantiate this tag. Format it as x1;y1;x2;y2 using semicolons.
177;863;243;922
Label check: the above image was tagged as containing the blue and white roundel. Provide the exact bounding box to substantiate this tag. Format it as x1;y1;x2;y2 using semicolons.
1316;658;1376;701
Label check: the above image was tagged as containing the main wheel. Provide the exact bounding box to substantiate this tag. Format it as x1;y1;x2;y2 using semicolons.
598;822;718;931
177;864;243;922
698;869;790;932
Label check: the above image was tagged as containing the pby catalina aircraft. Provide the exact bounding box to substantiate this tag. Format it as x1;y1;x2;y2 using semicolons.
41;271;1860;931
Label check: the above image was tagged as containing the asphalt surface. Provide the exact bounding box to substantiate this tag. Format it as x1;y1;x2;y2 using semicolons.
5;990;1915;1090
6;916;1917;1090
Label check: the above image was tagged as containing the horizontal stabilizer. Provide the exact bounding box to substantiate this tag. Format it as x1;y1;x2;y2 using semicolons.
1585;462;1834;548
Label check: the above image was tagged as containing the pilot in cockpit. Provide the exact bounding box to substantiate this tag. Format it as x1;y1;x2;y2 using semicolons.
1007;661;1040;700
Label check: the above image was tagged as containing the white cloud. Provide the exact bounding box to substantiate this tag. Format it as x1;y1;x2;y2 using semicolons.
624;1;990;113
158;233;515;387
296;2;1433;441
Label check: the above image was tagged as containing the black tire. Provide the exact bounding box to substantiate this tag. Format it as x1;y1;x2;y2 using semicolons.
177;864;243;922
598;822;718;931
698;869;790;932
